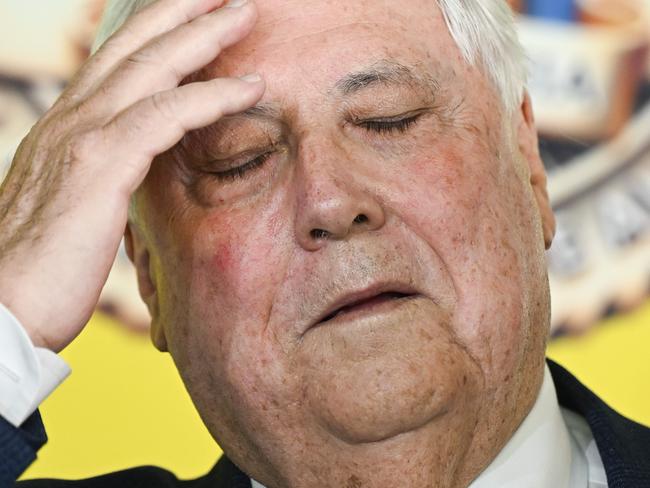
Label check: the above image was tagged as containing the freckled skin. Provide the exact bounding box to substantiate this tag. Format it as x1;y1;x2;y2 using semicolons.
129;0;555;487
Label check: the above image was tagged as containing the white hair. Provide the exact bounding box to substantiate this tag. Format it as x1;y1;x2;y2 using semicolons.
437;0;527;113
93;0;527;111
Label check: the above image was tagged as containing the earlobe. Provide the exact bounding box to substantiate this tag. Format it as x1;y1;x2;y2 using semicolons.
517;92;556;250
150;317;168;352
124;224;168;352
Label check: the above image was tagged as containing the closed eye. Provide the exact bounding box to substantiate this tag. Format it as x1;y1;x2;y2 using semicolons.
359;114;422;134
205;113;422;181
212;151;273;182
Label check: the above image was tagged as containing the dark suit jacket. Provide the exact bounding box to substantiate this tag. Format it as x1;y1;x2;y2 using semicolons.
3;360;650;488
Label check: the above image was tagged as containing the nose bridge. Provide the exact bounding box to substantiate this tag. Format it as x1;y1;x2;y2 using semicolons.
297;135;350;193
293;134;386;251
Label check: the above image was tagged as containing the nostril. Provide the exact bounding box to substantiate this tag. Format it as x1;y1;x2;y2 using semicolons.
310;229;330;240
353;214;368;224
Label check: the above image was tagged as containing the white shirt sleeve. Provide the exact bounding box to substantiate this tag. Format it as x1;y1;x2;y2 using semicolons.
0;302;70;427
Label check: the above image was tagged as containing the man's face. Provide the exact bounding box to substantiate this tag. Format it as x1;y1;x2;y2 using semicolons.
131;0;554;486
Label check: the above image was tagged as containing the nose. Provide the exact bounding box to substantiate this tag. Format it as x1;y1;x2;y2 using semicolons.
294;142;386;251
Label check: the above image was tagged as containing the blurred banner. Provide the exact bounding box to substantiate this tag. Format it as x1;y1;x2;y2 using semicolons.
513;0;650;334
1;0;649;335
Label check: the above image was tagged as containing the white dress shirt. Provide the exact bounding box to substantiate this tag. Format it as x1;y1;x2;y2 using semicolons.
0;303;70;427
0;303;607;487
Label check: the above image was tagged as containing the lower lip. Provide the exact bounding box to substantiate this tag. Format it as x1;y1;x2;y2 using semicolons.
312;294;419;330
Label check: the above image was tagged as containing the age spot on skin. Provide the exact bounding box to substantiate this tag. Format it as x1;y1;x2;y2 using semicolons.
346;474;363;488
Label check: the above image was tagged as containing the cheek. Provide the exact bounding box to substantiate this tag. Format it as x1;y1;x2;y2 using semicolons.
387;141;488;259
159;196;301;428
388;135;535;377
152;182;294;364
208;222;276;300
186;203;292;331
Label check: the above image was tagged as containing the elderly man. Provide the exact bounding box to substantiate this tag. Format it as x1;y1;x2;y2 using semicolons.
0;0;648;486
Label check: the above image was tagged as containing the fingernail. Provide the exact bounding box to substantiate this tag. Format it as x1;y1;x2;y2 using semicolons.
225;0;248;8
239;73;262;83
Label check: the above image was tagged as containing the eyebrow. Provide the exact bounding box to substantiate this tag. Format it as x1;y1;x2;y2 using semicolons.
219;60;440;125
226;102;282;121
334;60;440;96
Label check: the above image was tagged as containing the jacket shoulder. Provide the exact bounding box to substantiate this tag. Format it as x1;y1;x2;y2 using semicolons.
16;456;251;488
17;465;182;488
548;359;650;487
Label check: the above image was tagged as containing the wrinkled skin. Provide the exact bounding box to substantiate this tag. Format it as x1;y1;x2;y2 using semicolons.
127;0;556;486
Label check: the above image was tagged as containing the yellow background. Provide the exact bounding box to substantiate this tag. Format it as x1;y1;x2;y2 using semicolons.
22;300;650;481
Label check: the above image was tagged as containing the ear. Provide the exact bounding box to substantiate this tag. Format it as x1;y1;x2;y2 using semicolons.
516;91;556;250
124;224;168;352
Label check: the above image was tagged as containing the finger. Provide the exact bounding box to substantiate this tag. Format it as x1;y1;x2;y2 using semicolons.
84;1;258;118
100;74;265;192
61;0;228;105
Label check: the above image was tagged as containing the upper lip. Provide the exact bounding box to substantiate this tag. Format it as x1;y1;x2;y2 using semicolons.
309;282;420;330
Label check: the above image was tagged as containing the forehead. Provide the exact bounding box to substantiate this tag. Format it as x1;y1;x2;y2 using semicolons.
197;0;466;90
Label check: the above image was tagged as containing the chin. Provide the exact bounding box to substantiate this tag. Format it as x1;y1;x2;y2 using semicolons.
299;327;484;445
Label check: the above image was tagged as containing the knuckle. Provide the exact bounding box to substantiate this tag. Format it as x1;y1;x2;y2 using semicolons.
124;50;155;71
123;38;165;72
124;43;181;83
64;129;103;164
30;113;71;150
150;90;181;125
75;86;105;116
72;91;114;128
38;97;78;130
55;89;79;110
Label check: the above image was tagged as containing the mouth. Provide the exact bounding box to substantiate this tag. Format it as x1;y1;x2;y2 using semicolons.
312;285;420;330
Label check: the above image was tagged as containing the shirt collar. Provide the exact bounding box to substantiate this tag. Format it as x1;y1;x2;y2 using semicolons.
469;364;577;488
